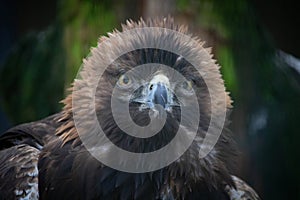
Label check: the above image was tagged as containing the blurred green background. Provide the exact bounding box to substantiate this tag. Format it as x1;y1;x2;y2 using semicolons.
0;0;299;199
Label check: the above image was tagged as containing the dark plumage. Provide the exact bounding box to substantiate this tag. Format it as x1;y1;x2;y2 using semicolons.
0;18;260;200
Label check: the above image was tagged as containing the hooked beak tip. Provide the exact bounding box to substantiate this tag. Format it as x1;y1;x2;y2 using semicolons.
151;83;168;109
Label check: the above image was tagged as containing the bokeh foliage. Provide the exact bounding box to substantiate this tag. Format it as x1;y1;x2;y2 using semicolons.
175;0;300;199
58;0;116;87
0;27;65;123
0;0;117;124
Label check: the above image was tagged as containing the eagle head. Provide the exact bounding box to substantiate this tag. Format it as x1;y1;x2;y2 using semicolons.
57;17;235;191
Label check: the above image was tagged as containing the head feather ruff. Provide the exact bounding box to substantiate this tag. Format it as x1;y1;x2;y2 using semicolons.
55;17;235;189
57;17;232;142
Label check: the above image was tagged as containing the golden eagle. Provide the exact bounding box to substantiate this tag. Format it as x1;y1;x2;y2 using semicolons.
0;18;260;200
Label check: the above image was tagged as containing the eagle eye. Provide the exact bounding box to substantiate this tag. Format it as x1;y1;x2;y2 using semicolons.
117;74;132;87
181;80;193;91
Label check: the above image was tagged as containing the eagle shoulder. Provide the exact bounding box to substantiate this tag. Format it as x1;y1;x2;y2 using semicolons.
0;113;61;199
225;175;261;200
0;144;39;200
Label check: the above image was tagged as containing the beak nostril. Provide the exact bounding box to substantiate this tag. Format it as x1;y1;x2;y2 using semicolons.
149;84;153;90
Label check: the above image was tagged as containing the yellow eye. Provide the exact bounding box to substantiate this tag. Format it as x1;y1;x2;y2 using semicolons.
182;80;193;91
117;74;132;87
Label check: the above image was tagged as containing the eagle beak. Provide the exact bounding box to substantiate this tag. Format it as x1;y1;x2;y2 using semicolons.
144;74;174;110
148;82;169;109
130;74;178;111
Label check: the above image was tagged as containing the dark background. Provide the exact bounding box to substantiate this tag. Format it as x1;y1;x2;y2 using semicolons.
1;0;300;199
